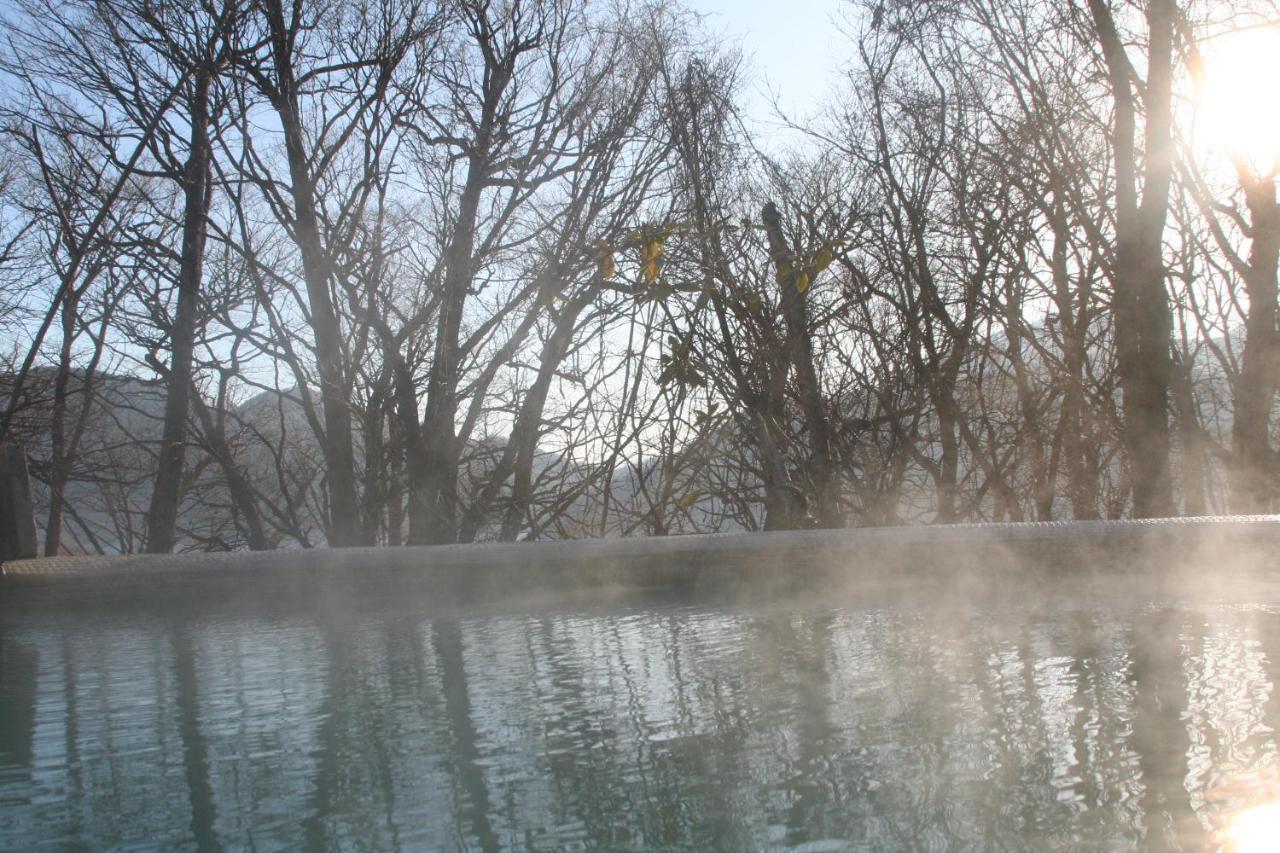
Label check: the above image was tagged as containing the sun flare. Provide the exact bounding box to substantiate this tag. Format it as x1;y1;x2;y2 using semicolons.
1196;26;1280;174
1224;801;1280;853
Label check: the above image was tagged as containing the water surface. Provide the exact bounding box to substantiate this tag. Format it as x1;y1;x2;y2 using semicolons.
3;582;1280;850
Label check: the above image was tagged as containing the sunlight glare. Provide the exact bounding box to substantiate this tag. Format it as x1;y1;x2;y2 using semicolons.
1225;801;1280;853
1197;26;1280;175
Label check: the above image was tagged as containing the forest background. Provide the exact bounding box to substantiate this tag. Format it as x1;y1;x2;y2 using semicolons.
1;0;1276;555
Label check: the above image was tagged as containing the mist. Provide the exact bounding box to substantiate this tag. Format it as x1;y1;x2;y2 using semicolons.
4;0;1280;850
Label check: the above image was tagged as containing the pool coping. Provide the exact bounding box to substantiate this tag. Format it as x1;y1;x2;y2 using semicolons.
3;515;1277;596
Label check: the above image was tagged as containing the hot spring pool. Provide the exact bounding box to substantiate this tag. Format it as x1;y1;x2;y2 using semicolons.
3;570;1280;851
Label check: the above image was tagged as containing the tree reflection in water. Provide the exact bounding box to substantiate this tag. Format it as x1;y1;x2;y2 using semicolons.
2;594;1280;850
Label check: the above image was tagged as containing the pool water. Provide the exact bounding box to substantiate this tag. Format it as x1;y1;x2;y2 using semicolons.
2;583;1280;850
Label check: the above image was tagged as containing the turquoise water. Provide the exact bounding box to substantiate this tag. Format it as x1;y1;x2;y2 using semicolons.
2;587;1280;850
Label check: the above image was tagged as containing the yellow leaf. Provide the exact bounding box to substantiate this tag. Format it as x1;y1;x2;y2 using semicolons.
643;238;663;263
815;247;833;272
678;490;702;510
642;256;660;285
640;239;663;284
599;252;615;279
795;271;810;294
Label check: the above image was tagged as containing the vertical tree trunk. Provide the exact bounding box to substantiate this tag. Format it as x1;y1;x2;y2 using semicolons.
761;202;841;528
385;403;404;547
45;289;78;555
390;356;426;545
1052;206;1102;520
0;444;37;561
144;71;213;554
1230;176;1280;513
1004;291;1055;521
1067;304;1104;520
361;397;386;544
1170;349;1209;516
1130;0;1176;518
494;295;593;542
412;158;487;545
755;411;803;531
263;0;364;547
1115;225;1176;518
759;318;804;530
934;391;962;523
1089;0;1176;518
457;291;590;543
190;393;269;551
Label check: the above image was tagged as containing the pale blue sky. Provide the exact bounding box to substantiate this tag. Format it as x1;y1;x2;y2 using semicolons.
687;0;851;144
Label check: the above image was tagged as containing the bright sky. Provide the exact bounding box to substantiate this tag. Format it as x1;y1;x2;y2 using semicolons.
686;0;851;147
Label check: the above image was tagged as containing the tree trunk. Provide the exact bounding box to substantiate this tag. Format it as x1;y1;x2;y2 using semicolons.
755;411;802;531
390;355;428;544
1089;0;1176;518
934;391;962;523
45;288;78;555
1229;176;1280;513
361;396;386;544
411;159;487;545
761;202;841;527
495;297;593;542
1044;193;1103;520
144;71;213;554
1114;227;1175;518
0;444;37;561
191;392;270;551
385;402;405;547
1170;349;1209;517
263;0;363;547
456;293;589;543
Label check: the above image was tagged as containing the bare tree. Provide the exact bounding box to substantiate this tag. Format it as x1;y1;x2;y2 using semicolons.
1085;0;1179;517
